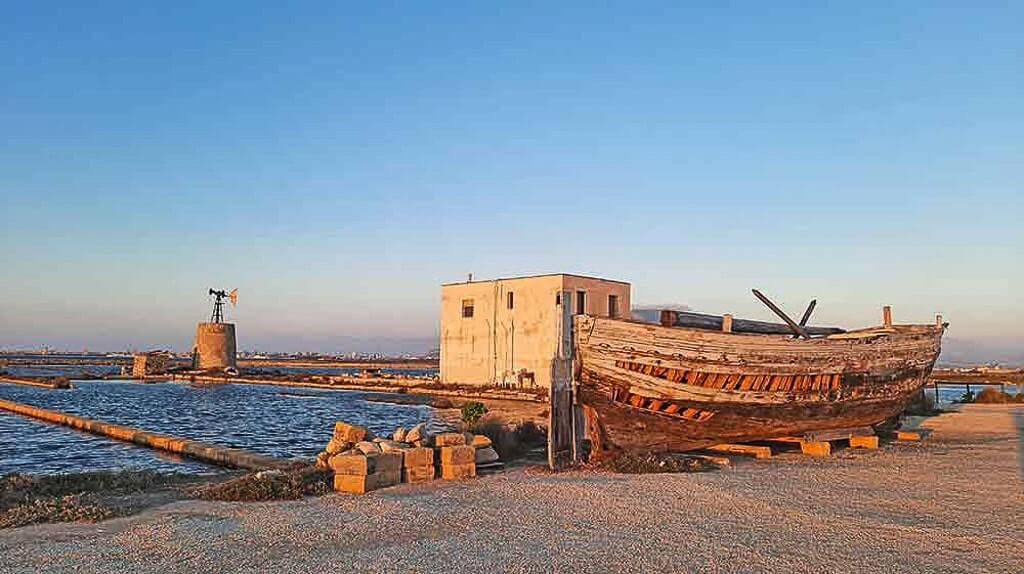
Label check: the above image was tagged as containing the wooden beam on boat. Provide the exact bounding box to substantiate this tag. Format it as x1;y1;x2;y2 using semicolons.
660;310;844;337
798;299;817;327
752;289;810;339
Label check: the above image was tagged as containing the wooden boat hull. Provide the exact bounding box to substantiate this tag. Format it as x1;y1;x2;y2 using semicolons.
573;316;945;453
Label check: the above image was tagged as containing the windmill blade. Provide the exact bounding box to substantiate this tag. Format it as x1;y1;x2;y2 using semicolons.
229;288;238;307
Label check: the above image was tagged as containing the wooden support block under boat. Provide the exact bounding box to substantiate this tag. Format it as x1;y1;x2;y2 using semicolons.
706;443;772;459
799;441;831;457
803;426;875;443
849;435;880;449
895;430;925;441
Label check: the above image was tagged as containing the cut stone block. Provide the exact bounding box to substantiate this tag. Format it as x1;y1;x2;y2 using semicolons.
375;452;403;473
333;473;378;494
439;445;475;466
333;421;370;444
401;465;435;484
402;447;434;468
434;433;467;447
440;462;476;480
376;469;401;488
470;434;492;448
330;454;375;475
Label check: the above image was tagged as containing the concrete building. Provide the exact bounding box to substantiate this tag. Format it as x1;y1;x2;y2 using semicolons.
440;273;631;389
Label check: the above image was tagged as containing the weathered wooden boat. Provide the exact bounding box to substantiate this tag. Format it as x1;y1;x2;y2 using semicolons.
573;306;946;454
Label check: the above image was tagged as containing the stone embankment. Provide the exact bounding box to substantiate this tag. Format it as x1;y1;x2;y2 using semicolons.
316;421;502;494
0;399;294;471
0;376;71;389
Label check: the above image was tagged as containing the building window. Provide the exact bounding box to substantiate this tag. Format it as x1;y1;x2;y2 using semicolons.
608;294;619;318
462;299;474;318
507;292;514;310
575;291;586;315
555;293;561;306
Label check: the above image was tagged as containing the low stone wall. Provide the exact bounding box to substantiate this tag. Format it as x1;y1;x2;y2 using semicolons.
0;399;293;471
0;376;71;389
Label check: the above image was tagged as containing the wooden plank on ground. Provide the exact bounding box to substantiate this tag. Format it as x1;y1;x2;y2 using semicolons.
804;426;875;443
706;443;772;459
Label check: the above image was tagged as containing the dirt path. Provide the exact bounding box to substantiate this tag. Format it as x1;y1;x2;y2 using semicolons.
2;405;1021;574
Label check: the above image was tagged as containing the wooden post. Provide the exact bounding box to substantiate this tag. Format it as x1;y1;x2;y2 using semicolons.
883;305;892;328
721;314;733;333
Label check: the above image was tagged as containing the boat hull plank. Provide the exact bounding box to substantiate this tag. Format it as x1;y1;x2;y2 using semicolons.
573;316;945;454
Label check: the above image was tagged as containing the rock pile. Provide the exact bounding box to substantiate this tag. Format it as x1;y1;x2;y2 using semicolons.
314;421;502;494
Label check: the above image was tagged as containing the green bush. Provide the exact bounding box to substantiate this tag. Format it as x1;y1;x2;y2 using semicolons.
460;401;488;425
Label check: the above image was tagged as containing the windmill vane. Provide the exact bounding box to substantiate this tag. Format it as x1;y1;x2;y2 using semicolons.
208;288;238;323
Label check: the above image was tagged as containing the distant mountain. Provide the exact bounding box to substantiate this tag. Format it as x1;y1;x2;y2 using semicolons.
938;338;1024;368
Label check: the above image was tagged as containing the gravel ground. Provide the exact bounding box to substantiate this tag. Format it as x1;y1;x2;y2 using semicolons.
2;404;1022;574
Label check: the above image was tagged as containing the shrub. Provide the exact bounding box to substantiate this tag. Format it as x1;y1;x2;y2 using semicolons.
192;467;332;502
598;452;717;474
1;470;192;529
959;390;975;403
460;401;488;425
974;387;1014;403
469;416;547;461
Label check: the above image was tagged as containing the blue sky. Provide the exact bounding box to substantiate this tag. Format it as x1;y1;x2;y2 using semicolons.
1;2;1020;358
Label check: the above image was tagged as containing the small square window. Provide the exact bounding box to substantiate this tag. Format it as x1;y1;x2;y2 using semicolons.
507;292;514;310
462;299;474;318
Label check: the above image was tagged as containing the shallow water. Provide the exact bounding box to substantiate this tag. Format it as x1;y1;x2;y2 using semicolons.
0;380;450;475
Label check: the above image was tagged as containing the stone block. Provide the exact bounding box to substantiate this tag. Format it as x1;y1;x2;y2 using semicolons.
470;434;492;448
440;463;476;480
375;452;403;472
434;433;467;447
333;421;370;444
375;469;402;488
439;445;475;466
333;473;378;494
402;465;435;484
402;447;434;468
330;454;376;475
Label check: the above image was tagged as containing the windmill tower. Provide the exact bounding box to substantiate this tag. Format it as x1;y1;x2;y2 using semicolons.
193;288;239;372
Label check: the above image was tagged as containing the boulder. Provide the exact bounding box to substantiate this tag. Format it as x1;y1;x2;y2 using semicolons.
315;451;331;468
470;434;493;448
475;446;500;464
355;441;382;455
378;440;408;454
393;427;407;442
405;423;430;444
255;469;284;480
